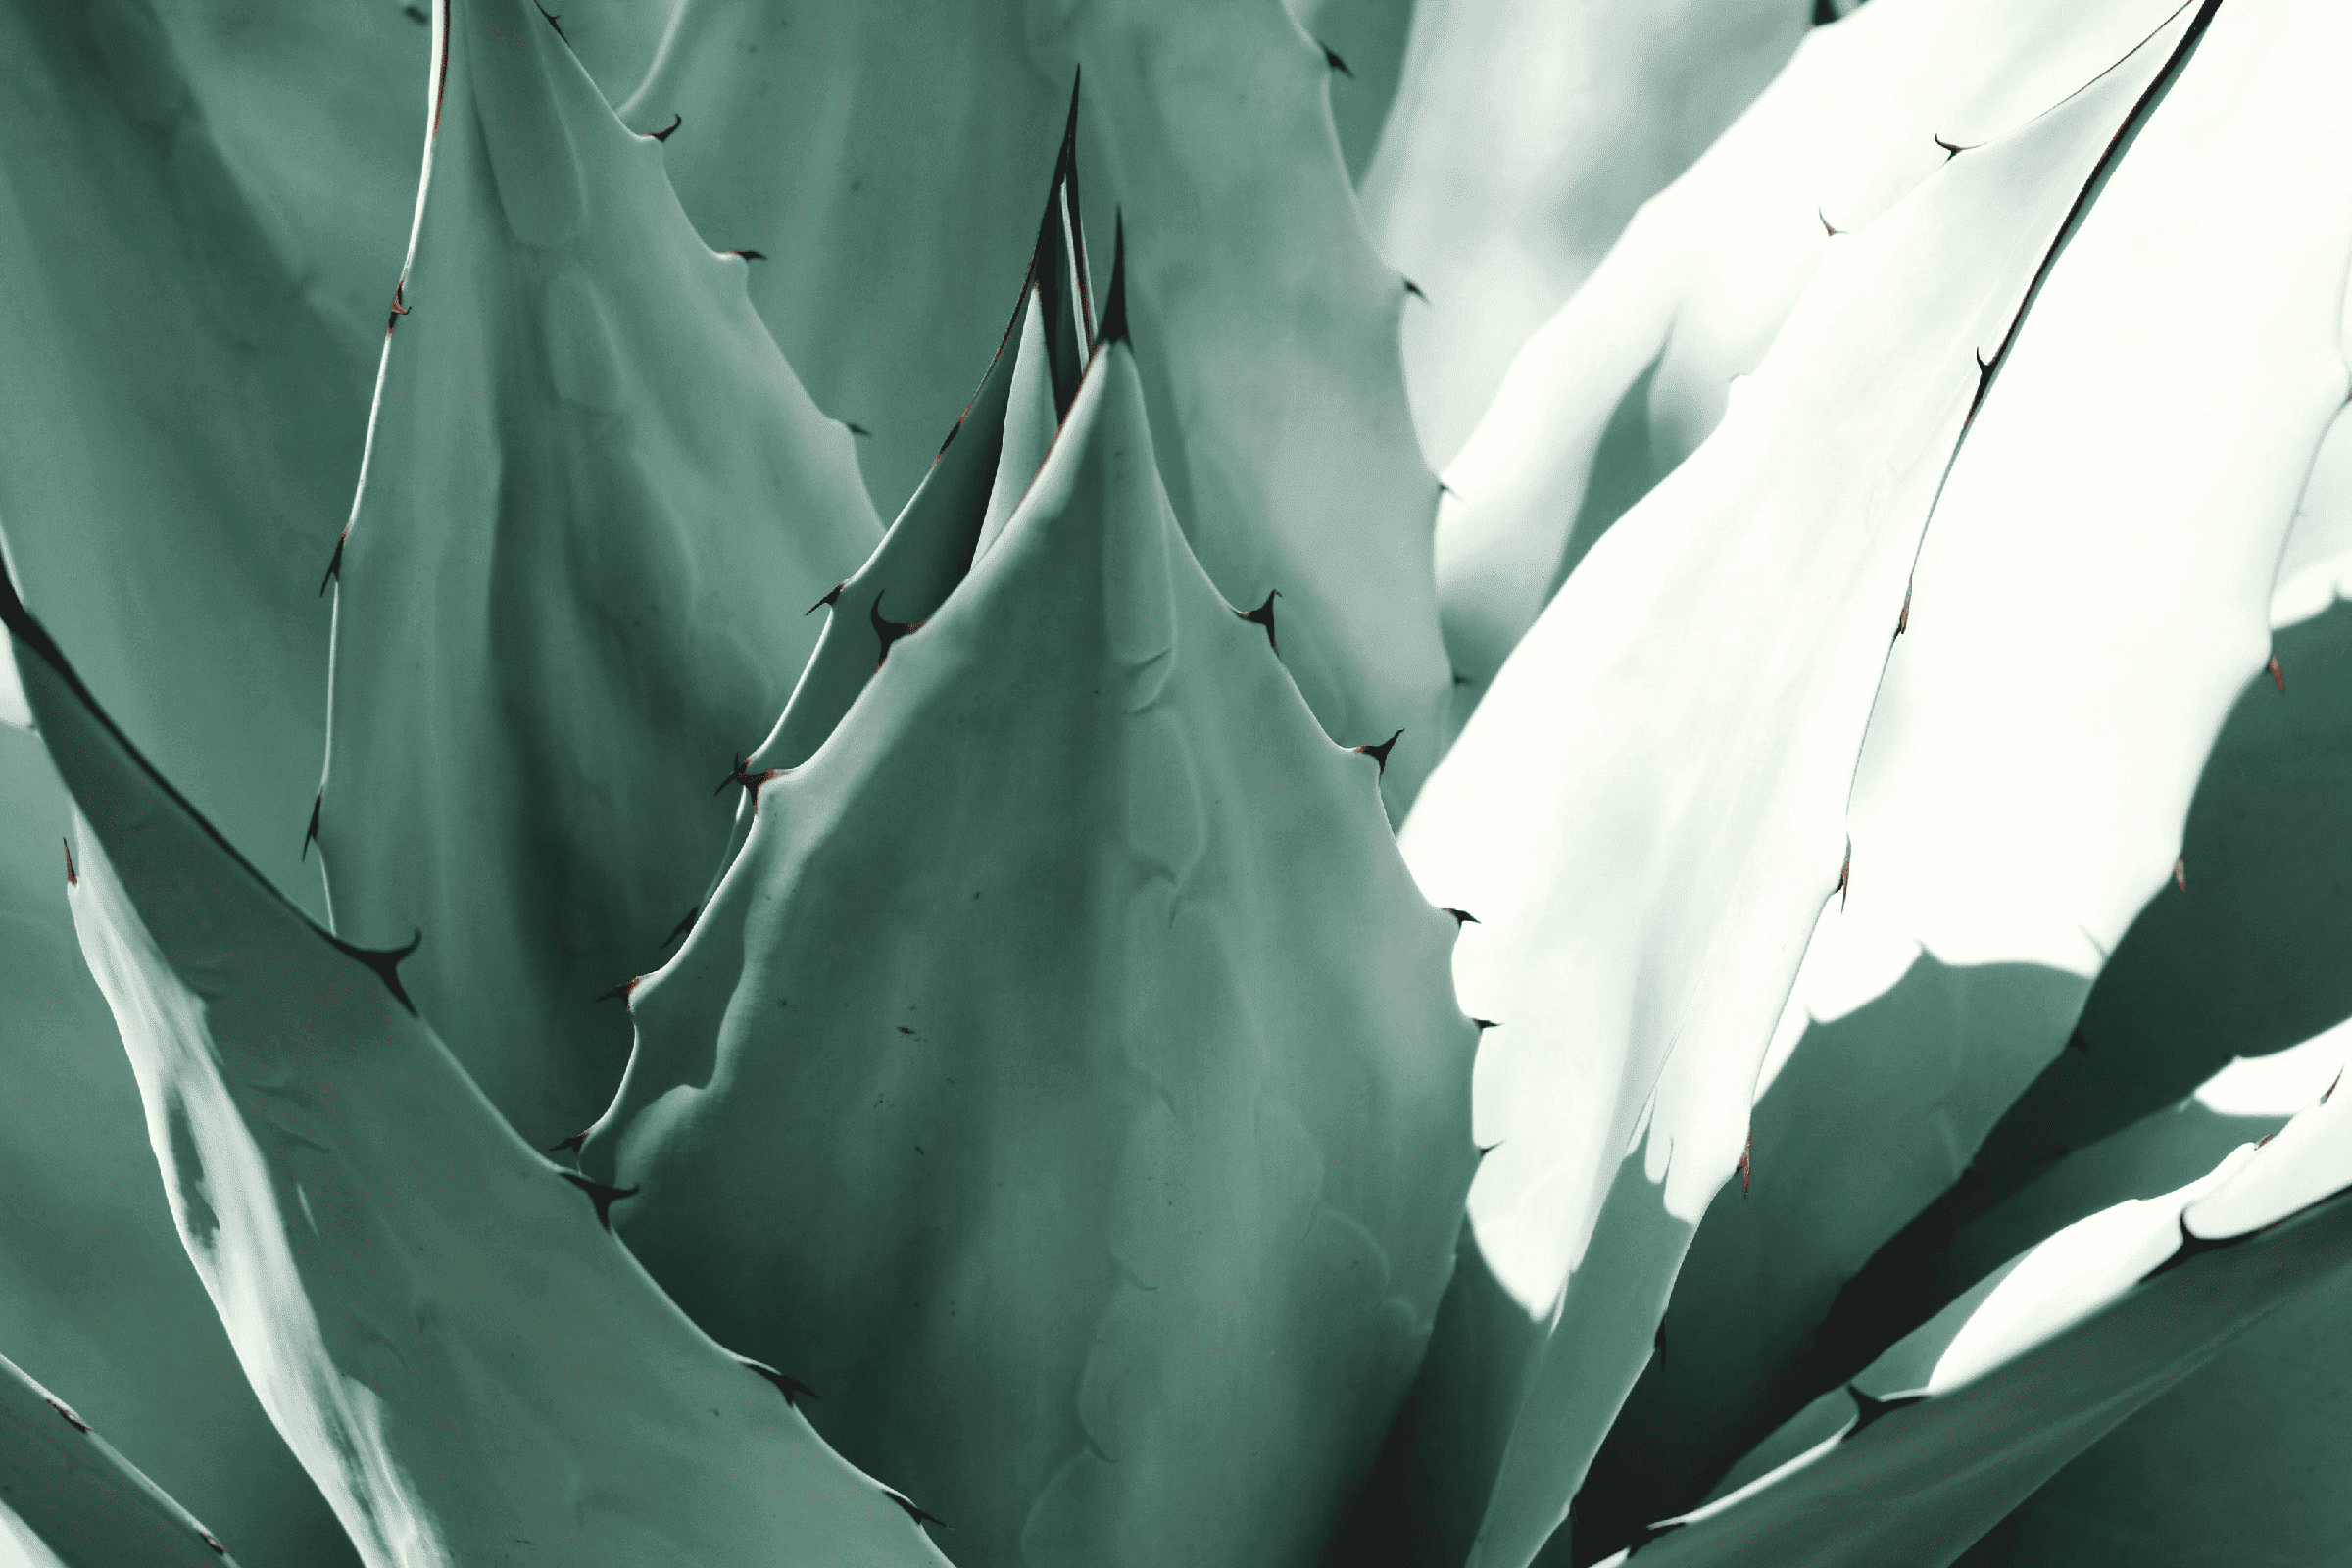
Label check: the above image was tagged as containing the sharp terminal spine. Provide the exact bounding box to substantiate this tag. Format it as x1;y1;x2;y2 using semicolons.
1355;729;1403;775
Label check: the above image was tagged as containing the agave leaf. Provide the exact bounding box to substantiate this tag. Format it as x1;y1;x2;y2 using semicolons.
0;0;382;904
1432;0;2189;697
0;1349;244;1566
1363;0;1813;468
1619;1076;2352;1567
1574;0;2352;1544
582;329;1476;1568
316;0;879;1149
1385;8;2212;1564
5;549;944;1568
626;0;1449;813
1958;1027;2352;1564
0;723;353;1568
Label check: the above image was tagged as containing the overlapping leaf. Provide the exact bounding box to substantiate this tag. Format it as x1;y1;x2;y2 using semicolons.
1388;8;2213;1563
626;0;1450;812
5;544;945;1568
583;330;1477;1568
316;0;880;1149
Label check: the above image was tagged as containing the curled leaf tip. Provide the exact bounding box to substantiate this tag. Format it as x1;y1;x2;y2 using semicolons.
559;1171;639;1229
1353;729;1403;775
740;1357;819;1408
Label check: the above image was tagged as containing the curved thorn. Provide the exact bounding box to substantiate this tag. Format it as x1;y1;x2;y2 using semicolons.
1320;41;1353;76
301;791;322;860
387;280;411;334
870;592;921;666
1818;208;1842;237
200;1530;229;1556
1935;134;1968;160
727;249;766;262
1443;907;1479;926
63;837;76;887
532;0;566;42
1236;589;1279;653
2143;1209;2237;1280
740;1357;819;1408
1403;277;1429;302
1353;729;1403;775
318;526;349;596
845;421;871;436
325;927;422;1013
661;905;700;949
47;1397;90;1434
807;581;845;616
559;1171;638;1229
880;1485;948;1531
1843;1384;1926;1436
647;113;682;142
547;1128;590;1154
1472;1018;1497;1033
594;975;641;1004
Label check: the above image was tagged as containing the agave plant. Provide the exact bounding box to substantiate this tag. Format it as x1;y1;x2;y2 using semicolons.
4;0;2352;1564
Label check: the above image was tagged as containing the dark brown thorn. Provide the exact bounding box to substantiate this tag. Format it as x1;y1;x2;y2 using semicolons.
1843;1385;1925;1436
646;114;682;142
594;975;641;1004
560;1171;638;1229
63;838;76;887
881;1485;947;1531
1739;1133;1753;1196
661;905;700;949
2325;1067;2341;1104
547;1128;590;1154
1818;209;1842;237
302;790;322;859
1472;1018;1497;1033
1403;277;1429;302
387;280;410;334
1935;134;1970;160
326;928;422;1012
1354;729;1403;775
1896;582;1911;637
1838;846;1850;908
807;581;845;616
2174;857;2187;892
532;0;566;42
2269;654;2284;693
1476;1139;1502;1158
47;1397;90;1434
318;526;349;596
870;592;921;666
1444;907;1479;925
1097;210;1129;347
846;421;872;436
715;754;754;795
200;1530;228;1556
727;249;766;262
1321;41;1353;76
1236;589;1279;653
1437;479;1458;499
741;1357;819;1408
